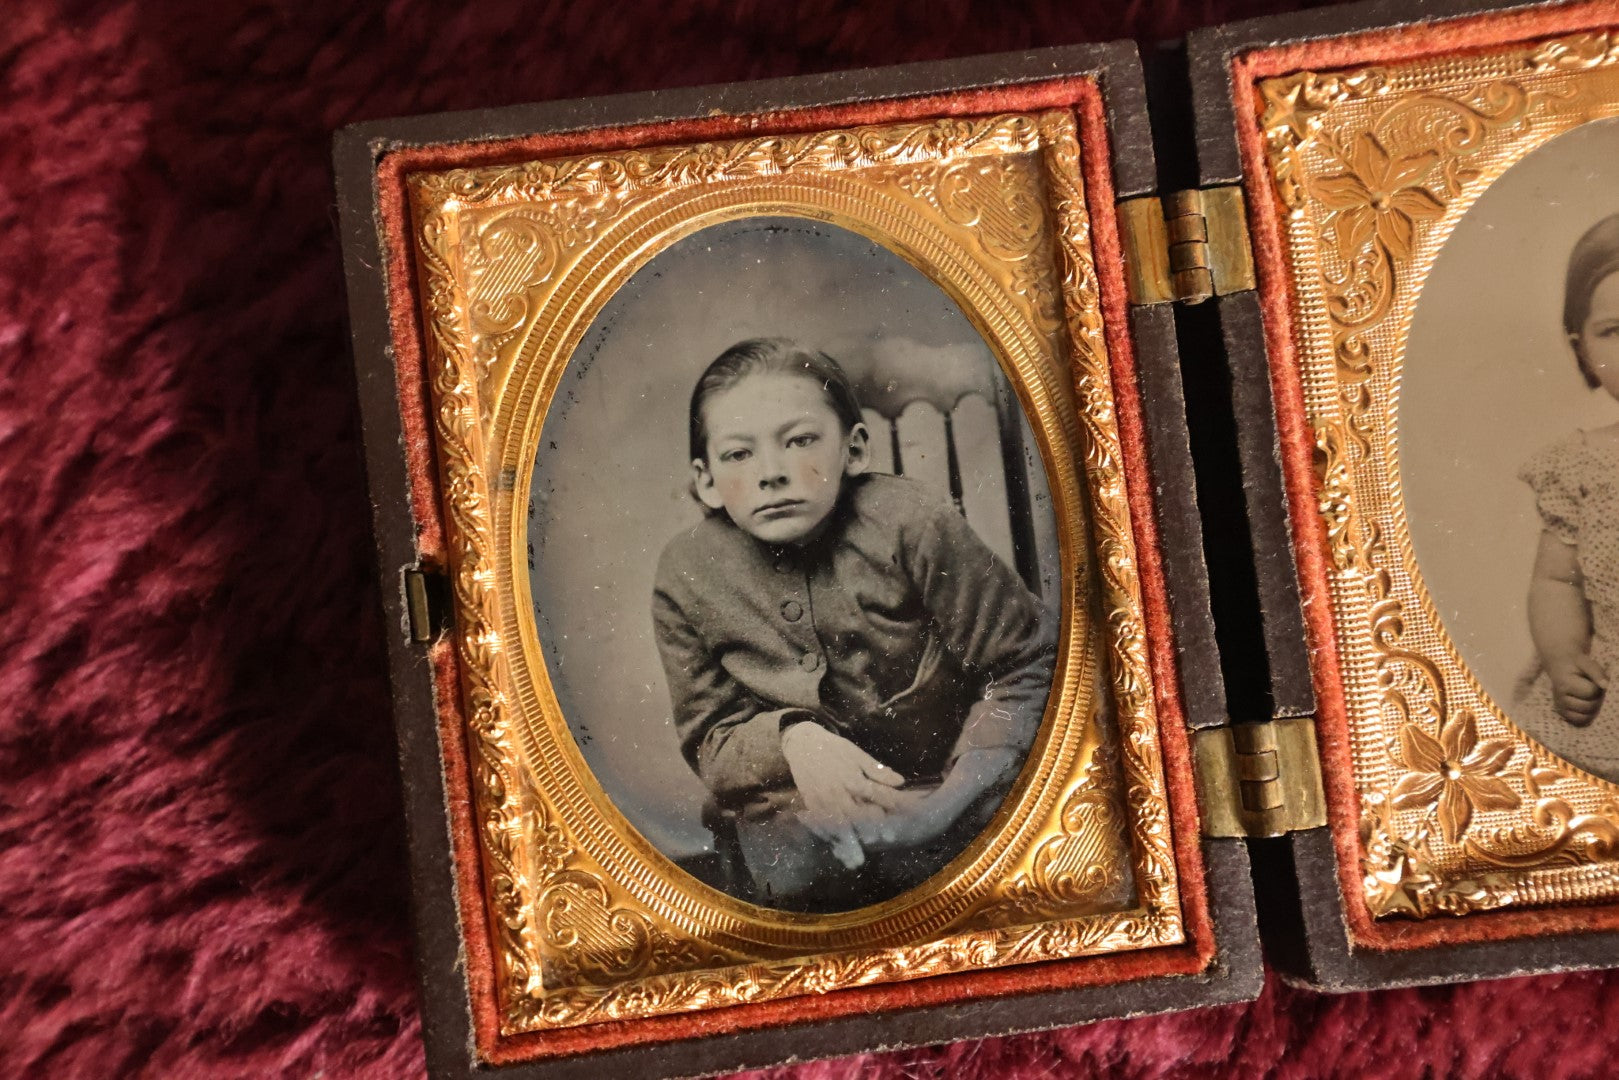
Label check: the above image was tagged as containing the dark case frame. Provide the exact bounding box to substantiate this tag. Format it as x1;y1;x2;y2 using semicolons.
333;43;1262;1080
1183;0;1619;992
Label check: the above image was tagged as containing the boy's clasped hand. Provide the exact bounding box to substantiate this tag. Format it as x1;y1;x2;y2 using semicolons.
780;718;1011;870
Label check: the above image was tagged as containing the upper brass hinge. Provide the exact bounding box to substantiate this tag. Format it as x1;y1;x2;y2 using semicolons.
1192;717;1328;838
1118;185;1257;306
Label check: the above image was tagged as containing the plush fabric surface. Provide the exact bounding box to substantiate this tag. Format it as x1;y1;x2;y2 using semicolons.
4;1;1616;1076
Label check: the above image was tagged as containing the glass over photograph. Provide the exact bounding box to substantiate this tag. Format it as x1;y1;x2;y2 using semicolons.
525;216;1062;913
1403;117;1619;783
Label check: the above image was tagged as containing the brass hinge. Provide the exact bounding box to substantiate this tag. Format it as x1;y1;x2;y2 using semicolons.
1118;185;1257;306
1192;718;1328;838
403;567;439;643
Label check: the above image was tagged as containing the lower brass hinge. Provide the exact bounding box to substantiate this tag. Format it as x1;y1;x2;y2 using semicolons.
1193;718;1328;838
1118;185;1257;306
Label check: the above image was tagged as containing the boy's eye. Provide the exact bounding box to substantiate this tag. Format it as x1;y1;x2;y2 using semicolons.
1595;323;1619;339
719;448;751;463
787;433;819;448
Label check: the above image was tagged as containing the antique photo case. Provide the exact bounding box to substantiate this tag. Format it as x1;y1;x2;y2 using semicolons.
333;2;1619;1065
409;106;1191;1028
335;44;1258;1079
1191;0;1619;989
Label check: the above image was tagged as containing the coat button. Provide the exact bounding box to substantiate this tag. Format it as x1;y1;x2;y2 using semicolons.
781;600;804;622
799;651;821;672
774;559;791;574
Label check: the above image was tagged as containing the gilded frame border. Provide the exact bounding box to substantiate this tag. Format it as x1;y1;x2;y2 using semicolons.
1254;29;1619;920
405;108;1184;1033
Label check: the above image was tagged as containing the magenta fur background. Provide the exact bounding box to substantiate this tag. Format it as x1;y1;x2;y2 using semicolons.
5;0;1619;1076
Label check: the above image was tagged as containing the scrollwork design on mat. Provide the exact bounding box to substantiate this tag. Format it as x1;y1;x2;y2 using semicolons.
887;154;1062;335
1529;31;1619;71
1309;82;1529;453
1261;68;1389;213
1037;109;1180;935
408;108;1185;1034
516;903;1178;1031
1325;410;1619;916
413;200;547;997
1319;416;1525;917
462;205;616;368
519;766;741;991
411;115;1045;405
424;115;1042;209
1465;758;1619;870
987;742;1135;925
413;175;723;1018
465;214;555;341
1267;35;1619;920
1362;792;1517;919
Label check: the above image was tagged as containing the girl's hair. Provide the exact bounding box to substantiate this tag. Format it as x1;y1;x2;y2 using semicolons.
1565;213;1619;388
687;338;864;461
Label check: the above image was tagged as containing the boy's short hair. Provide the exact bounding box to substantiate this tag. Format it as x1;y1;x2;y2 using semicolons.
688;338;865;462
1565;213;1619;389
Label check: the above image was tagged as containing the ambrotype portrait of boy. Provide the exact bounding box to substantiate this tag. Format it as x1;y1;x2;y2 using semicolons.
528;217;1063;913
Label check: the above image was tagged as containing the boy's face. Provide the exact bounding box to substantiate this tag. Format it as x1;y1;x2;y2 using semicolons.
693;373;869;546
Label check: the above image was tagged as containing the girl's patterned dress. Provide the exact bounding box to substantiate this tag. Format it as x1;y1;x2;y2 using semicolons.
1515;430;1619;781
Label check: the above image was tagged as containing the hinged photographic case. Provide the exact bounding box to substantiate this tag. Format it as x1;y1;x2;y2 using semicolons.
331;0;1619;1074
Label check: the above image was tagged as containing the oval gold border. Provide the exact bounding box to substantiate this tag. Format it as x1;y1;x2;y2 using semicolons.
492;175;1101;949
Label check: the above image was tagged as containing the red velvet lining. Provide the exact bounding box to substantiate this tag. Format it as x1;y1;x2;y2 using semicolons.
375;76;1219;1066
1233;0;1619;954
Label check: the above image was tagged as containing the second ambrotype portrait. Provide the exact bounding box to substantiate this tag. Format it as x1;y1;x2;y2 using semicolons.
1403;117;1619;784
1251;28;1619;922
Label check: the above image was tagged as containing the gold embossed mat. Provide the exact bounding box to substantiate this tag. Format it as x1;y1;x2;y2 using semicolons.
1234;0;1619;950
373;71;1221;1063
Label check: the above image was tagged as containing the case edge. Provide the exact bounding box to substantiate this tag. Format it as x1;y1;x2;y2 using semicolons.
331;41;1264;1077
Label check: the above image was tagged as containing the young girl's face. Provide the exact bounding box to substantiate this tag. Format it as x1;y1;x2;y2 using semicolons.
693;372;869;545
1583;271;1619;400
